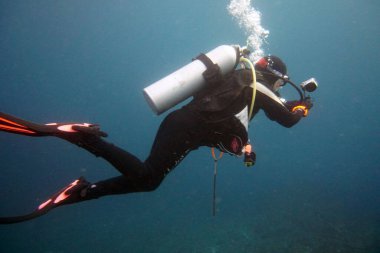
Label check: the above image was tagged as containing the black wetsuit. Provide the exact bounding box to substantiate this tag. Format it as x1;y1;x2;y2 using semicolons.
82;69;304;200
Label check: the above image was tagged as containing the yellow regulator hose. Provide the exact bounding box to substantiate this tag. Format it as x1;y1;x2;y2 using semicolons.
239;57;257;120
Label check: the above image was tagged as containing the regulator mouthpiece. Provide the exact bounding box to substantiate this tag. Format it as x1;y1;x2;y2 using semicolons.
300;78;318;92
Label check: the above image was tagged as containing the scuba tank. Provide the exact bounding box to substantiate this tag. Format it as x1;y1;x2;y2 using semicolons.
143;45;241;115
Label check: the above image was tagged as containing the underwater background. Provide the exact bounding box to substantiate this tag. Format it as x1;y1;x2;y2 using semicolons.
0;0;379;252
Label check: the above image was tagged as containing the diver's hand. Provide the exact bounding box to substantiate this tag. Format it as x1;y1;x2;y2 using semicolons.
291;97;313;117
291;105;309;117
302;96;313;109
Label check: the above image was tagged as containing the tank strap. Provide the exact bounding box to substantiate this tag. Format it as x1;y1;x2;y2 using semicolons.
195;53;222;84
195;53;215;69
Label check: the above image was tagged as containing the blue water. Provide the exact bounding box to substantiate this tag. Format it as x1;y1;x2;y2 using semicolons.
1;0;379;252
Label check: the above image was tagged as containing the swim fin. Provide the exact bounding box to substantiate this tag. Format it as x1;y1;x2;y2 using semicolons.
0;177;91;224
0;112;53;136
0;112;108;156
0;112;107;138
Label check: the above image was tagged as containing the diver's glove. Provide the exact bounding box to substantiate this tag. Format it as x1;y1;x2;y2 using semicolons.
291;97;313;117
291;105;308;117
302;96;313;109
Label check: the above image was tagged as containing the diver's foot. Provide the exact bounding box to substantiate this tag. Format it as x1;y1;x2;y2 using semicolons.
72;124;108;138
46;122;108;138
47;123;108;156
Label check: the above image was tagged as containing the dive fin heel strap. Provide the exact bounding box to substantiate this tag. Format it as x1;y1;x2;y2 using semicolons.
0;177;90;224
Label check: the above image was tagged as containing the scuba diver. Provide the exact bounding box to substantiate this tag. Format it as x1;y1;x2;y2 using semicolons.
0;45;316;224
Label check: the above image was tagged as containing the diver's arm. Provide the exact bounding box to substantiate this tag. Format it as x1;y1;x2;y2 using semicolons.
282;100;301;111
255;89;304;128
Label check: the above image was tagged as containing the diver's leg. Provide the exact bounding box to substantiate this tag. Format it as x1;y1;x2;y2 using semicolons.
82;109;206;198
0;110;204;224
9;109;203;223
79;108;202;179
0;111;194;178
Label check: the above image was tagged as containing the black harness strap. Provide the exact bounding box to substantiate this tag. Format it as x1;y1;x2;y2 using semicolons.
195;53;216;69
195;53;222;84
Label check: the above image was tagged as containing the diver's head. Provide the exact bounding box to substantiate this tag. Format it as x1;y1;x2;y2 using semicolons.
255;55;287;92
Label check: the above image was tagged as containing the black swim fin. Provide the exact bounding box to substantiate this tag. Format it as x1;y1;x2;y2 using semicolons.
0;177;91;224
0;112;107;138
0;112;53;136
0;111;108;155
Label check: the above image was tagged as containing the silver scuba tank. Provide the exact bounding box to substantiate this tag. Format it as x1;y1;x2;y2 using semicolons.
143;45;241;115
